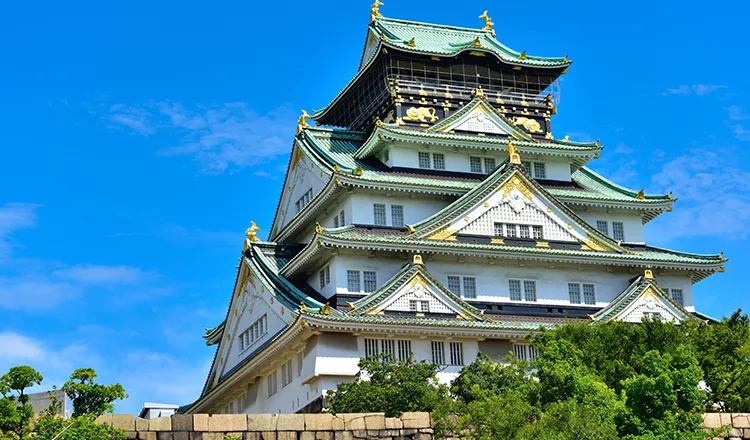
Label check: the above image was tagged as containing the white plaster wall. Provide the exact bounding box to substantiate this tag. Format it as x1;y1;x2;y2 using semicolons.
349;192;449;226
273;151;329;236
330;254;406;296
575;208;645;243
524;156;571;181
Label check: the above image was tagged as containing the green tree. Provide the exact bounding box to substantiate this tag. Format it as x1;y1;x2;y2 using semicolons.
325;354;448;417
33;414;126;440
62;368;127;417
0;366;43;439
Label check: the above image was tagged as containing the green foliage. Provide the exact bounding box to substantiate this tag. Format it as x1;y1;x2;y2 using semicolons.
32;414;126;440
325;354;448;417
223;436;243;440
62;368;127;417
0;366;43;440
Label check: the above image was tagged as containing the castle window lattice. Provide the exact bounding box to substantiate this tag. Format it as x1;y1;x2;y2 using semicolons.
239;314;267;352
391;205;404;227
295;188;313;213
462;202;573;242
568;283;596;305
470;156;497;174
670;289;684;307
431;341;464;366
522;161;546;179
509;280;537;302
347;270;377;293
373;204;387;226
319;265;330;290
512;343;539;362
418;151;445;170
365;338;412;361
447;276;476;299
612;221;625;241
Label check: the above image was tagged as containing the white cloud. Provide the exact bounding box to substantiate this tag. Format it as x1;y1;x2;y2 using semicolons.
52;265;150;285
664;84;727;96
613;143;634;155
0;203;40;258
727;105;749;121
102;101;296;174
0;332;44;361
0;276;80;310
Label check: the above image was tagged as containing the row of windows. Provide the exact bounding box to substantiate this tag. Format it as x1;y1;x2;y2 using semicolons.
513;343;539;362
522;161;546;179
447;276;476;299
568;283;596;305
347;270;378;293
418;152;446;170
363;338;465;366
373;204;404;227
596;220;626;241
238;314;267;352
495;223;544;240
332;210;345;228
470;156;496;174
295;188;313;213
419;152;548;179
509;279;537;302
267;352;304;398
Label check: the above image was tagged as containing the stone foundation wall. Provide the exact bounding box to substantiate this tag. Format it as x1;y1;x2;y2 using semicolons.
96;412;750;440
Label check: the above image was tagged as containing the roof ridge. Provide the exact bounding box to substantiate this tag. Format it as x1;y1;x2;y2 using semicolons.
579;166;670;199
376;16;494;34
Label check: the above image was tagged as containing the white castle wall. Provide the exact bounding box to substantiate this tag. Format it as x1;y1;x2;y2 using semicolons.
273;150;329;236
575;208;645;243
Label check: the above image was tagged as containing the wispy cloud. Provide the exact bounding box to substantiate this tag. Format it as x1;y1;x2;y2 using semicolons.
52;265;151;285
0;203;40;258
727;105;749;121
100;101;296;174
664;84;727;96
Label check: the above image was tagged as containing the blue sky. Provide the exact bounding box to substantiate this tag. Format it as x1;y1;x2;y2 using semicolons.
1;0;748;414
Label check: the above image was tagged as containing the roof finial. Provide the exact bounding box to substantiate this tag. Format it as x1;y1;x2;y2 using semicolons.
299;302;308;314
412;253;423;265
507;140;521;165
479;11;494;32
644;266;654;280
473;87;485;98
244;221;261;251
296;110;311;135
370;0;384;23
321;302;331;315
519;51;528;60
636;189;645;200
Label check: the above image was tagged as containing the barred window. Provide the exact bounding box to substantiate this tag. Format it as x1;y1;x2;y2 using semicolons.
418;152;431;168
380;339;395;358
509;280;522;301
363;271;377;293
281;359;293;387
519;225;530;239
333;215;339;228
347;270;361;292
409;300;429;312
533;162;546;179
671;289;684;307
397;340;412;361
612;222;625;241
532;225;543;240
319;267;326;289
239;314;267;352
373;204;387;226
505;224;518;238
596;220;609;236
462;277;476;299
494;222;504;237
391;205;404;227
364;338;379;358
339;210;345;226
447;276;461;295
522;161;532;175
484;157;496;173
297;352;303;377
512;344;539;362
583;284;596;305
431;341;445;365
432;153;445;169
449;342;464;366
523;280;537;302
470;156;483;173
568;283;581;304
366;338;411;361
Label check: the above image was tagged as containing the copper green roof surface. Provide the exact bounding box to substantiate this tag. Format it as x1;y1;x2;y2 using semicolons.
590;275;691;322
372;17;570;68
300;127;672;205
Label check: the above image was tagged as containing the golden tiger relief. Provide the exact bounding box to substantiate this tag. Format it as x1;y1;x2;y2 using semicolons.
403;107;438;123
512;116;543;133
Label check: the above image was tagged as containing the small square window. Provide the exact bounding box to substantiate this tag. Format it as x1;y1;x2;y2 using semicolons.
671;289;684;307
484;157;496;173
583;284;596;305
432;153;445;170
462;277;476;299
494;223;504;237
523;280;537;302
612;222;625;241
470;157;483;173
363;271;377;293
596;220;609;236
391;205;404;227
522;161;532;175
568;283;581;304
532;225;543;240
373;204;387;226
509;280;522;301
418;152;431;169
533;162;546;179
447;276;461;295
505;224;518;238
519;225;530;239
347;270;361;292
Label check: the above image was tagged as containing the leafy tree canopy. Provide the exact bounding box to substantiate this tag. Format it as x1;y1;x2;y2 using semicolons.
62;368;127;418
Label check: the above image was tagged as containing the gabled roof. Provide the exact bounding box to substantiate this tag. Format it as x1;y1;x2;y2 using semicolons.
424;96;534;138
348;257;485;321
590;272;692;323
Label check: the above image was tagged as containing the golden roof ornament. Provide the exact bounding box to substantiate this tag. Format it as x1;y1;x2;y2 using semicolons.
406;224;415;233
321;302;331;315
299;302;308;314
507;140;521;165
471;37;482;48
244;221;261;251
370;0;384;23
315;222;323;233
563;135;570;141
473;87;485;98
353;166;363;176
296;110;312;135
644;266;654;280
519;51;528;60
636;189;645;200
332;164;341;174
407;38;416;47
412;253;423;265
478;11;494;32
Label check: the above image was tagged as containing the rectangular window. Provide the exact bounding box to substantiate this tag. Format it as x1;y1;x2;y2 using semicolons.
470;156;483;173
295;200;301;213
295;188;314;213
532;225;543;240
418;152;431;169
509;280;522;301
297;352;303;377
391;205;404;227
282;359;293;387
431;341;445;365
347;270;361;292
373;204;387;226
449;342;464;366
462;277;476;299
432;153;445;170
583;284;596;305
409;300;429;312
512;344;539;362
380;339;395;358
238;314;268;352
447;276;461;295
494;222;504;237
363;271;377;293
596;220;609;236
671;289;684;307
522;161;532;175
523;280;537;302
364;338;379;359
484;157;496;173
267;371;278;397
325;266;330;285
365;338;411;360
397;340;412;361
339;211;345;226
519;225;530;239
333;215;339;228
533;162;546;179
612;222;625;241
568;283;581;304
505;224;518;238
319;267;326;289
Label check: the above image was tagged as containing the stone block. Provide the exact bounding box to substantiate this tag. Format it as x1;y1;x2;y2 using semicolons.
277;432;297;440
111;414;135;431
315;432;333;440
744;428;750;439
364;413;385;430
173;433;190;440
276;414;305;431
705;413;722;429
343;413;367;431
125;431;137;440
150;417;173;431
188;433;203;440
139;432;157;440
208;414;248;432
201;434;226;440
172;414;193;431
305;413;333;431
734;415;750;429
722;413;734;427
300;432;316;440
351;429;368;438
334;432;353;440
331;415;345;431
400;413;430;429
730;428;743;437
244;433;260;440
96;414;114;425
385;418;402;430
157;432;173;440
248;414;277;431
136;418;150;431
412;434;431;440
194;414;209;431
261;432;277;440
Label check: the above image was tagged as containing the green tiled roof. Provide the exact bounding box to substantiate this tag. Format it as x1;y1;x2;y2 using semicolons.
590;275;691;323
373;17;570;68
307;311;565;331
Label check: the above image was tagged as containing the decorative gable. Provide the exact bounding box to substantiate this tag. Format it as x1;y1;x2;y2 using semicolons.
426;97;532;140
450;107;512;135
378;273;463;315
616;285;687;323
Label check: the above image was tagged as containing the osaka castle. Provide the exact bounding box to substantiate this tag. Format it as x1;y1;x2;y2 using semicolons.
183;4;727;415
